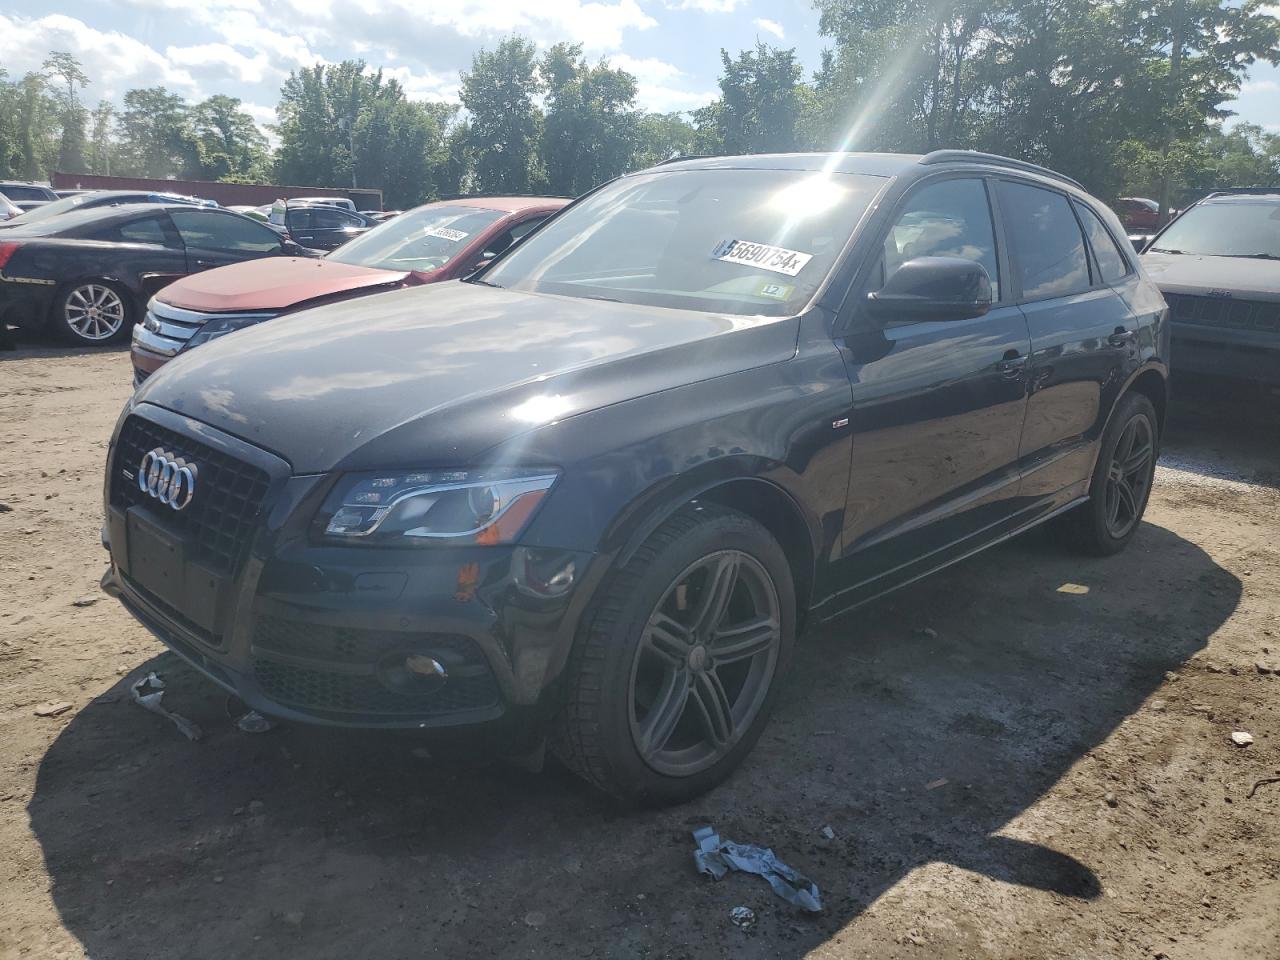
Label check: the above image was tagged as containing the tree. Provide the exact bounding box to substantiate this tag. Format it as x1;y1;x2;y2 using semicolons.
631;112;697;169
189;94;271;181
115;86;194;178
86;100;115;175
459;37;544;193
43;51;89;174
540;44;640;195
693;43;805;155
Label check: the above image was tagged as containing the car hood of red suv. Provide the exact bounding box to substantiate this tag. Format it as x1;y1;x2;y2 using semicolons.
158;256;414;313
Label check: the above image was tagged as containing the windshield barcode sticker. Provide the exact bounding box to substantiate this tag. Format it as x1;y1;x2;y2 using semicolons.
712;239;813;277
423;226;468;242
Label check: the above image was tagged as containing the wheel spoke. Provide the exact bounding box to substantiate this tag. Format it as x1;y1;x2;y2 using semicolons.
1115;477;1138;520
644;613;691;666
1123;441;1152;476
636;667;689;756
690;669;734;749
1105;481;1121;527
711;615;777;664
689;554;739;638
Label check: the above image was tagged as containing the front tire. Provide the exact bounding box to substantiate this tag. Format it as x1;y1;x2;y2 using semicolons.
1059;392;1159;555
52;281;133;346
552;503;796;805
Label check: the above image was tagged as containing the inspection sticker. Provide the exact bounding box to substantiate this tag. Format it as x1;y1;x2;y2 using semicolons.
712;239;813;277
423;226;468;242
756;280;794;300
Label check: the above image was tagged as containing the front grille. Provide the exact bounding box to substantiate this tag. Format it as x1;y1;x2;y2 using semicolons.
252;617;500;717
145;301;277;351
111;415;270;575
1165;292;1280;334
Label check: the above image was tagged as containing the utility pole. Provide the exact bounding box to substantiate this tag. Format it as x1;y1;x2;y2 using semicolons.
339;114;357;189
1156;0;1184;227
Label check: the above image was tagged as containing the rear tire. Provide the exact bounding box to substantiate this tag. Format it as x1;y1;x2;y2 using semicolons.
1058;392;1159;555
552;502;796;805
52;281;134;346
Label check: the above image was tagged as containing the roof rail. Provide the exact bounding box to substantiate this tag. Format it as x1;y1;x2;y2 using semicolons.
654;154;714;166
1202;186;1280;199
918;150;1085;190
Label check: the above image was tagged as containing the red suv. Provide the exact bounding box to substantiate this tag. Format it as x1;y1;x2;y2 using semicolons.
131;196;567;385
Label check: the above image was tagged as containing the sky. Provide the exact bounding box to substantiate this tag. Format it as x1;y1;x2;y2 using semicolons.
3;1;1278;145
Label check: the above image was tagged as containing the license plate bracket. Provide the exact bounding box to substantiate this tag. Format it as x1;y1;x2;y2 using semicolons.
125;507;228;637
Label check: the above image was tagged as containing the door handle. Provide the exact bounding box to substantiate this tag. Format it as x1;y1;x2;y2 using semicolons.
995;353;1028;378
1108;328;1137;347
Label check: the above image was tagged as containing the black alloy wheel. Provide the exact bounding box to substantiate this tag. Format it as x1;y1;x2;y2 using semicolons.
1103;414;1155;539
628;549;781;777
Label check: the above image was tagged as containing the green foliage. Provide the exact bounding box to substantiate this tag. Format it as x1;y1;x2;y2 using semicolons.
115;86;195;178
693;44;805;155
189;95;271;182
459;36;544;193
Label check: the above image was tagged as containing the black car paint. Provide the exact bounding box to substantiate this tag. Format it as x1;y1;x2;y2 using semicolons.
0;204;290;336
101;153;1169;733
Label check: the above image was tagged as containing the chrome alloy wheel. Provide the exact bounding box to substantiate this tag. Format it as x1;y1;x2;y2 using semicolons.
64;284;126;341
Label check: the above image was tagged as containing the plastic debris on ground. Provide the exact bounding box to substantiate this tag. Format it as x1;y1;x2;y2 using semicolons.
729;906;756;929
692;825;822;912
236;710;276;734
130;672;203;741
34;701;73;717
1230;731;1254;747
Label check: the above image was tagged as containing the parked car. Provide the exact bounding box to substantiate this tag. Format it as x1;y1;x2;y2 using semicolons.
1116;196;1160;231
0;181;58;212
0;203;310;346
55;189;88;199
287;196;358;213
1141;188;1280;387
268;200;375;250
131;196;568;384
0;190;217;229
101;151;1168;803
0;192;21;222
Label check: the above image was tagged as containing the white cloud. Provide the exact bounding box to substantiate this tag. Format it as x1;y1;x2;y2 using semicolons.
753;17;785;39
0;13;197;99
664;0;746;11
164;42;282;86
607;54;713;113
1240;79;1279;95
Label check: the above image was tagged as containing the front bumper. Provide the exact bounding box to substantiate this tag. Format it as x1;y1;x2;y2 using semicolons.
102;405;598;730
1171;323;1280;385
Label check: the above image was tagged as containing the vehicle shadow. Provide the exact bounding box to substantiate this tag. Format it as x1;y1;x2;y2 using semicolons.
29;521;1238;958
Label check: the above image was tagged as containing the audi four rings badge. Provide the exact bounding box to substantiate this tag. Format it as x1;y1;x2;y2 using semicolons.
138;449;197;510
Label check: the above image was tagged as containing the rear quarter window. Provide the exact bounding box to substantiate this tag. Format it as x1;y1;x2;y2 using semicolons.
997;181;1091;300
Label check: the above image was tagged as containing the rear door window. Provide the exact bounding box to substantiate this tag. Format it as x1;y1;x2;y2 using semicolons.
1073;201;1129;282
170;209;282;253
77;214;175;246
311;207;363;229
996;181;1091;300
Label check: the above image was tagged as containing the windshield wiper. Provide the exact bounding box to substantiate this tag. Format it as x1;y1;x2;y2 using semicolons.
1234;252;1280;260
1148;248;1185;255
465;277;503;288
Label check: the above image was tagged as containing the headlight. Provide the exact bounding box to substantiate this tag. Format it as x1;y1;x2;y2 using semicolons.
317;468;558;546
181;313;276;351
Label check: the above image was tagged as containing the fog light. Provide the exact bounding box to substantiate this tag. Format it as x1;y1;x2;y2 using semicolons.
376;652;448;695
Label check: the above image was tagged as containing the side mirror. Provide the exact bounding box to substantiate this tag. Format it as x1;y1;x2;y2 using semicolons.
866;256;992;322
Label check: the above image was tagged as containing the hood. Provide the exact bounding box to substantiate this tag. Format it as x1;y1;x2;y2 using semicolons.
157;257;410;313
1141;252;1280;302
135;281;799;473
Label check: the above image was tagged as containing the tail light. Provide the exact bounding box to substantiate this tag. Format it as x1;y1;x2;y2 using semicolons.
0;242;20;270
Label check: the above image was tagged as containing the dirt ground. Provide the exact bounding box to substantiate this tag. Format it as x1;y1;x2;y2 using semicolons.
1;339;1277;960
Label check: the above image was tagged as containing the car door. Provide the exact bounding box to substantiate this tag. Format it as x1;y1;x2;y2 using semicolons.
289;206;368;250
169;208;285;274
75;211;188;295
832;176;1033;594
995;180;1138;503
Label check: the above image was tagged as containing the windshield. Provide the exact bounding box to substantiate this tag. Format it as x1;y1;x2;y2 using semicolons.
1150;201;1280;258
7;192;95;224
480;168;885;316
2;185;52;202
326;205;506;272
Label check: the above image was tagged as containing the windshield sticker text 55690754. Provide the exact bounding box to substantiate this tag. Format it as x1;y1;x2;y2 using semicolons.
712;239;813;277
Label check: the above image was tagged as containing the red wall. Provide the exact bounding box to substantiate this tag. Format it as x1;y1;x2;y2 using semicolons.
49;172;383;210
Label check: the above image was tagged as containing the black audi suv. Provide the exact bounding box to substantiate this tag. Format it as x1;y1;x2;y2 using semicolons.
101;151;1169;803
